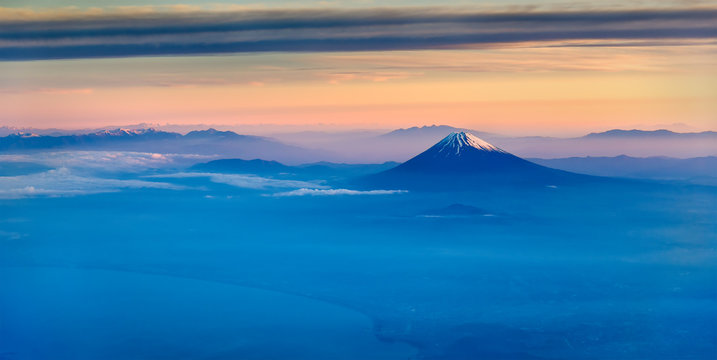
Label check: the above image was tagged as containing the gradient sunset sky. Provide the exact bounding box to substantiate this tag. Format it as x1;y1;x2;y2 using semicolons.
1;0;716;136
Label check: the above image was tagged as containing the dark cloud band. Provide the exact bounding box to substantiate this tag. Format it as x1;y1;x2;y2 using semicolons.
1;7;715;61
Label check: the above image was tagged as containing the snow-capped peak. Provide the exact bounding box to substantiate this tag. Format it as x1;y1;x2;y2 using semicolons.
12;132;40;138
93;128;156;136
436;132;504;154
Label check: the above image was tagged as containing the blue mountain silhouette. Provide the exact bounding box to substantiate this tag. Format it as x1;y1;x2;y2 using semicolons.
361;132;591;190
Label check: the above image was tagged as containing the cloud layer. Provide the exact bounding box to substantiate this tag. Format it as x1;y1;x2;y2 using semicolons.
1;6;716;60
0;167;182;199
0;151;213;172
150;172;326;190
272;188;407;196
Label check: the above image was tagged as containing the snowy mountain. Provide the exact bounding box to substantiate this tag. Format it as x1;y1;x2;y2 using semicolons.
361;132;591;190
91;128;166;137
423;131;503;153
266;125;495;163
0;128;180;151
390;132;543;173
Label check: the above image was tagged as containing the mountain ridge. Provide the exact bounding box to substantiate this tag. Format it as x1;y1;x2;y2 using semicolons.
583;129;717;138
0;128;322;164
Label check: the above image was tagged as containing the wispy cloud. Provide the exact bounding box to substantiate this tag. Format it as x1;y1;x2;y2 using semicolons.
0;151;213;172
622;247;717;265
0;230;25;240
0;87;94;95
272;188;407;196
325;71;423;84
150;172;326;190
1;6;715;60
0;167;182;199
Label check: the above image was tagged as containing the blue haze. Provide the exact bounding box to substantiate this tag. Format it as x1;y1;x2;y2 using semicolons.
0;132;716;359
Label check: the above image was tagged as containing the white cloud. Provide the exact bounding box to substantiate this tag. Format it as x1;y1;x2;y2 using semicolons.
0;167;183;199
272;188;407;197
0;151;214;172
0;230;25;240
622;248;717;266
150;172;326;190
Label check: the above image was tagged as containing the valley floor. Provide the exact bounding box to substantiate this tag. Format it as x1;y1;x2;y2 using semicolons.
1;179;715;359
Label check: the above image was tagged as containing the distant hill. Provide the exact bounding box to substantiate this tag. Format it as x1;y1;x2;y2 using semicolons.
361;132;592;191
583;129;717;139
183;128;246;140
191;158;291;175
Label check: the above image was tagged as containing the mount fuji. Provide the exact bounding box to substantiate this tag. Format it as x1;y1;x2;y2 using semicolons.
360;132;592;190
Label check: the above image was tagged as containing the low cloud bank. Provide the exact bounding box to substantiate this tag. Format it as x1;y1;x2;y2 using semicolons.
272;188;407;197
0;151;213;172
150;172;326;190
0;167;182;199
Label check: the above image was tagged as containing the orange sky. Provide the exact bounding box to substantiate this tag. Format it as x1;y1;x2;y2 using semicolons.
1;5;716;136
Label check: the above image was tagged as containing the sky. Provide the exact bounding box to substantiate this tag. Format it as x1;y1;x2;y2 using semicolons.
1;0;716;136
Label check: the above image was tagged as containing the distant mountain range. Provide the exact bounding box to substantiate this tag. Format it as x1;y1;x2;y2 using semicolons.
379;126;717;141
488;129;717;159
0;124;168;137
5;125;712;188
0;128;323;164
270;126;717;161
530;155;717;185
583;129;717;138
2;125;716;163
